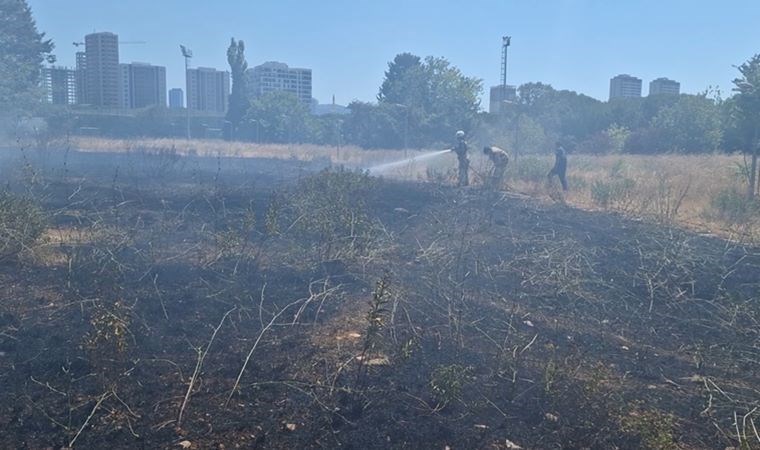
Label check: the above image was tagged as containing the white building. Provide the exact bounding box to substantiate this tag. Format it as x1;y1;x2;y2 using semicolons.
247;61;312;105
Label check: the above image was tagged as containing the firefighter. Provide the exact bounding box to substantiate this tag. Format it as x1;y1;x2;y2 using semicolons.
483;146;509;189
450;130;469;187
547;142;568;191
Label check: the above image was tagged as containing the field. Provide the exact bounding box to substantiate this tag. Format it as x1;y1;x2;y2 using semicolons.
0;140;759;449
67;137;760;243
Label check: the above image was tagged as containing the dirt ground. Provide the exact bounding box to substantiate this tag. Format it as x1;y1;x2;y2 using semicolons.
0;148;759;449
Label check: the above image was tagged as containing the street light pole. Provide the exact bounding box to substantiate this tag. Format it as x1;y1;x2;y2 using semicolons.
180;45;193;140
501;36;511;104
392;103;409;157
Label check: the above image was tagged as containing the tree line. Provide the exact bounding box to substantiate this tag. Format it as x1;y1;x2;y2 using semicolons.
2;0;760;196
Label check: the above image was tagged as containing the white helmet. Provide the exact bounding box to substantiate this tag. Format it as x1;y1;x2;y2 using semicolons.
456;130;465;138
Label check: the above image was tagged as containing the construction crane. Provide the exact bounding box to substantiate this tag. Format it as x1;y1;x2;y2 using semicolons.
72;41;147;47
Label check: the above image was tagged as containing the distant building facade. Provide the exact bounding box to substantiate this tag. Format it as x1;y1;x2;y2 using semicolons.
247;61;312;105
75;51;87;104
186;67;230;113
41;67;77;105
649;77;680;96
84;32;120;107
609;74;642;100
169;88;184;109
118;62;166;109
489;85;517;114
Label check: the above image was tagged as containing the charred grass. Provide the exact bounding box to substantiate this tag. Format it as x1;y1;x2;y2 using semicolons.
0;148;759;449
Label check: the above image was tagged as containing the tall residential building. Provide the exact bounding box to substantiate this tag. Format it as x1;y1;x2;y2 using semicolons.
169;88;184;109
186;67;230;113
649;77;680;96
247;61;312;105
41;67;77;105
75;52;87;105
118;62;166;109
84;32;120;108
489;85;517;114
609;74;642;100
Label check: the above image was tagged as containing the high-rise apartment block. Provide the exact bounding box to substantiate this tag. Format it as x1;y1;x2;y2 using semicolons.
119;62;166;109
169;88;184;109
649;77;680;96
41;67;77;105
84;32;120;107
186;67;230;113
609;74;642;100
75;51;87;105
247;61;312;105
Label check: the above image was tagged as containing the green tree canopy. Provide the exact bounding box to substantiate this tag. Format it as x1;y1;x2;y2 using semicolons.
0;0;54;113
650;94;723;153
244;91;310;144
368;53;481;148
378;52;423;104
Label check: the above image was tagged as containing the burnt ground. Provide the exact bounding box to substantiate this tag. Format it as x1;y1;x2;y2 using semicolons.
0;148;759;449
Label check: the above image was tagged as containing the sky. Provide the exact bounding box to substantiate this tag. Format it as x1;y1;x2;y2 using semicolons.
26;0;760;106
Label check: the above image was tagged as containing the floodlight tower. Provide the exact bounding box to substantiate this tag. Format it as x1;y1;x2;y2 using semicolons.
180;45;193;139
501;36;511;101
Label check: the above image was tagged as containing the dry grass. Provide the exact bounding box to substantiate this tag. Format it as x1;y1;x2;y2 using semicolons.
67;136;408;168
506;153;760;243
64;137;760;242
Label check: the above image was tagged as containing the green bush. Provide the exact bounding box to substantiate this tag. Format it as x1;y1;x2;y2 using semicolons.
0;191;46;261
590;177;636;209
709;187;759;223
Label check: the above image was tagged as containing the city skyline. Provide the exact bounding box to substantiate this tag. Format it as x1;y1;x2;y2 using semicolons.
28;0;760;105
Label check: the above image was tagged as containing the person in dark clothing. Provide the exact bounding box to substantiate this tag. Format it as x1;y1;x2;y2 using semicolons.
450;130;469;187
483;146;509;189
547;142;568;191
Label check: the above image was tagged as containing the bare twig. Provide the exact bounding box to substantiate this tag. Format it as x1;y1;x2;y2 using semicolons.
69;391;111;448
177;306;236;426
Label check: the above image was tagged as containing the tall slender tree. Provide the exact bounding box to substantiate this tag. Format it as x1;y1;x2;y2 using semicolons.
226;38;250;138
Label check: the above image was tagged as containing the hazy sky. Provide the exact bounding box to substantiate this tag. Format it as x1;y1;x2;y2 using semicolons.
27;0;760;105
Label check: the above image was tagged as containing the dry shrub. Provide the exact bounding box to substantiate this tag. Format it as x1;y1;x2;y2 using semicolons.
267;167;379;262
0;191;46;261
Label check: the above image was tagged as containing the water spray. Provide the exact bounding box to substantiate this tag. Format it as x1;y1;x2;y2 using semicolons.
366;149;450;175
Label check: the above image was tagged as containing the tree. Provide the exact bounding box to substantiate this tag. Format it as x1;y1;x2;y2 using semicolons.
226;38;250;138
732;54;760;198
650;94;723;153
373;53;482;148
343;101;401;149
378;53;423;104
244;91;309;144
421;56;482;142
0;0;54;114
517;82;554;108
